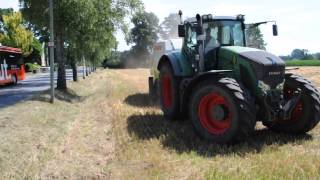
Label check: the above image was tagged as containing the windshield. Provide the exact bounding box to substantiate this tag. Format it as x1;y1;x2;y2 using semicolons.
203;20;244;52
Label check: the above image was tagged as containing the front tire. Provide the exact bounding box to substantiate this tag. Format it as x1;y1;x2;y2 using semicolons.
266;74;320;134
189;78;256;143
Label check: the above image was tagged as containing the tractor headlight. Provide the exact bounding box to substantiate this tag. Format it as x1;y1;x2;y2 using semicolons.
258;80;271;92
276;81;285;90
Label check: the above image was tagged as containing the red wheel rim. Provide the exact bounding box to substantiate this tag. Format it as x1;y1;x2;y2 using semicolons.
161;74;173;108
285;89;303;121
198;92;232;134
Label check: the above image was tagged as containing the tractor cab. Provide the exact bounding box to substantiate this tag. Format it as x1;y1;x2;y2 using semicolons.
178;13;278;73
181;15;246;49
179;15;247;72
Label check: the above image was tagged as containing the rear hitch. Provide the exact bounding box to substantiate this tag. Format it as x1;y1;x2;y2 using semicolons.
262;89;301;122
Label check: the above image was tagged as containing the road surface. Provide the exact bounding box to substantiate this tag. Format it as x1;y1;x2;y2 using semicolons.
0;69;85;109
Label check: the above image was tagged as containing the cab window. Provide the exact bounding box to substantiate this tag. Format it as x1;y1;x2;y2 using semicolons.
186;26;197;48
221;26;231;45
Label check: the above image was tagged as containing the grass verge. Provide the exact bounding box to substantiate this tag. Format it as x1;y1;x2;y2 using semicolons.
0;69;114;179
286;60;320;66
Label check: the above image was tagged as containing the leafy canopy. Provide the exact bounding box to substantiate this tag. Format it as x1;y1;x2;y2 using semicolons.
0;11;34;56
128;11;159;58
19;0;142;89
159;13;180;40
246;26;266;50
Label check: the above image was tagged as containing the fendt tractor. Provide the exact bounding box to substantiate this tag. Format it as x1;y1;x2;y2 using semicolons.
149;11;320;143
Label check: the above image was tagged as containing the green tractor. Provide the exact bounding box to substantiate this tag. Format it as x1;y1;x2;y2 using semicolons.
149;11;320;143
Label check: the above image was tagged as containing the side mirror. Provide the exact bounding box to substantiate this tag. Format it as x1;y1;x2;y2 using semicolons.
196;14;203;35
273;24;278;36
178;25;185;37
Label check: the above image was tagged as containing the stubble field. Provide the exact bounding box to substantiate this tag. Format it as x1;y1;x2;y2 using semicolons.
0;67;319;179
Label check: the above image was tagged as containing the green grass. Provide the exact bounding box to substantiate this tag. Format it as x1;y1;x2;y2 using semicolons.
25;63;41;72
285;60;320;66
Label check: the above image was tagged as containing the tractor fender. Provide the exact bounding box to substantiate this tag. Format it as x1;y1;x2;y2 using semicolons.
180;70;233;114
157;53;184;76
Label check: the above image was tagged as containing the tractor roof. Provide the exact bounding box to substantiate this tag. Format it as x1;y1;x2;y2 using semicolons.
185;15;242;23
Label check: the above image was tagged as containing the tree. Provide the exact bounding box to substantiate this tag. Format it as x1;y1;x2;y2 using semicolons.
314;53;320;60
301;49;314;60
159;13;180;40
23;37;43;65
0;12;34;56
0;8;13;17
246;27;266;50
291;49;306;60
128;11;159;65
20;0;71;89
279;55;291;61
65;0;142;81
0;8;14;32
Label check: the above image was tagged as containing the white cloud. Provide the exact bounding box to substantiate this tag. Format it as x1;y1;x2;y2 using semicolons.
0;0;19;10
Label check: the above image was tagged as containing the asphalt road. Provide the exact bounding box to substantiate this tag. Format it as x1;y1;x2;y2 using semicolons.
0;69;85;109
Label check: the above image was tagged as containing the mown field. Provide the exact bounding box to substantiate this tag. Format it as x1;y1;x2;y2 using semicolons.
285;60;320;66
0;67;320;179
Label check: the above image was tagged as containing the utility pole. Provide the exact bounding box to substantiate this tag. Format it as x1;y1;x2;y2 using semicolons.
49;0;55;103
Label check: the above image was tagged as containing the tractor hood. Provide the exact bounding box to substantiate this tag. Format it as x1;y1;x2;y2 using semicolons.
220;46;285;66
219;46;285;89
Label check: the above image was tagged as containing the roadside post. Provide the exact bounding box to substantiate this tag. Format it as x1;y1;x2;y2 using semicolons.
49;0;55;103
83;56;86;79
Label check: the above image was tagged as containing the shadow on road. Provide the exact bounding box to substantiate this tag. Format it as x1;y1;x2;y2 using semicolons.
0;70;84;109
125;93;312;157
0;84;12;89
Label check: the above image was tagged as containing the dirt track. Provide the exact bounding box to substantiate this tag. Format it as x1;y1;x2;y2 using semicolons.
289;67;320;87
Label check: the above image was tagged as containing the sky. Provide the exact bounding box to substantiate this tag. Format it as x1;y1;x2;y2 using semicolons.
1;0;319;56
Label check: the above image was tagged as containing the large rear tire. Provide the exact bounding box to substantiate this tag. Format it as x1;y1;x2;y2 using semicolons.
265;74;320;133
159;63;181;120
189;78;256;143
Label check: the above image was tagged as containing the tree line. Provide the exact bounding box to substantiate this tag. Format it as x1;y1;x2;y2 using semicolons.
280;49;320;61
1;0;143;90
20;0;145;90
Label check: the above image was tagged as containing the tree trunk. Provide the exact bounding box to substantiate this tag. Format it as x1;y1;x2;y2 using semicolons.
56;33;67;90
83;57;86;79
71;61;78;82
